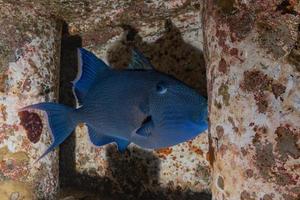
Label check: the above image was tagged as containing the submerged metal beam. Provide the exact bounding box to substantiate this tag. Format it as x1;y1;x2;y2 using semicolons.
0;3;61;199
203;0;300;199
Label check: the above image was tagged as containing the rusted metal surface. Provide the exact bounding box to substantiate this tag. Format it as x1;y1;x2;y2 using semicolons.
30;0;203;47
0;0;211;199
0;3;61;200
203;0;300;199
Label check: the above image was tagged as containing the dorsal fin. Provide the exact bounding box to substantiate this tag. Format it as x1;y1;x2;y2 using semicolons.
127;48;154;70
72;48;110;106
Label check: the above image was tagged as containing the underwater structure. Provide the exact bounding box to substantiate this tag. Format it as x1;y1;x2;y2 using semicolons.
204;0;300;199
0;3;61;199
0;0;299;199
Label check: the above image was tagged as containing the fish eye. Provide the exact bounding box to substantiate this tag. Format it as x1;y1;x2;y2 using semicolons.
156;81;167;94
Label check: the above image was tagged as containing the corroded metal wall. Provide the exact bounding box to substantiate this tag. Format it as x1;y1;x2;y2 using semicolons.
0;1;212;199
1;0;299;199
203;0;300;199
0;3;61;199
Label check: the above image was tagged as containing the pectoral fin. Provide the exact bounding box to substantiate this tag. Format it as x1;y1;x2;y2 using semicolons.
136;116;154;137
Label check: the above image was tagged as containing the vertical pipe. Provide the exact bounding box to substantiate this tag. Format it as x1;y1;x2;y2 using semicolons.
203;0;300;199
0;3;61;199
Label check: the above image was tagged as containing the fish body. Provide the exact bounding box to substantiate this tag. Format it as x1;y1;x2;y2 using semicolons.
21;48;208;159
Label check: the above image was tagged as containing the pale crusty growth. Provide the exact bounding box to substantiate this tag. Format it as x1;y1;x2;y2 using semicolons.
204;0;300;199
0;3;62;199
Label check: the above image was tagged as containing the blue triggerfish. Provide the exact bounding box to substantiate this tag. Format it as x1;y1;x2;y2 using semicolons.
20;48;208;160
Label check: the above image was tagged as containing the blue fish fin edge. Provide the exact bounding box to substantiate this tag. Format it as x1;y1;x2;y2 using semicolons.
128;48;154;70
115;138;130;153
19;103;76;162
72;48;110;106
86;124;130;153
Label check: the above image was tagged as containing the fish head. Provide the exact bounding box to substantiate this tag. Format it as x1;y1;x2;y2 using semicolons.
135;75;208;149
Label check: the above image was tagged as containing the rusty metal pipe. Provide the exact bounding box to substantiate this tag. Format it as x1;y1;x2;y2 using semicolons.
203;0;300;199
0;3;62;199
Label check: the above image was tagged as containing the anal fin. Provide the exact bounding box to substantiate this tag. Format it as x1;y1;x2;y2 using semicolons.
114;138;130;153
87;125;130;152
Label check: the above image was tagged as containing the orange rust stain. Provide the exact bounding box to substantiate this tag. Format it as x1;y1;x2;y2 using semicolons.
156;147;173;158
191;145;204;156
187;140;204;155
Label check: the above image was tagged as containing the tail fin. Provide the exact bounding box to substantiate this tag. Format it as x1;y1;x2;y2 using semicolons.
19;103;76;161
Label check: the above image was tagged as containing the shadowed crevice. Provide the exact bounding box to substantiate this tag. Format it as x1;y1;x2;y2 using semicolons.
58;21;82;189
107;20;207;97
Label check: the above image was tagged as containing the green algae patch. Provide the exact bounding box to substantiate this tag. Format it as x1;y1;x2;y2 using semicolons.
0;146;30;165
0;180;33;200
